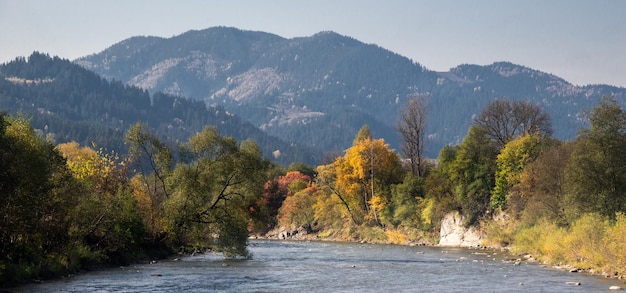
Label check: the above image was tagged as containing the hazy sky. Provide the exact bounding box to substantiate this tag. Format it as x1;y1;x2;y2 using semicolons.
1;0;625;87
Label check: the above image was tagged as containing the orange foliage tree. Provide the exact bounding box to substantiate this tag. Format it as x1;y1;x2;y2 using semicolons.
259;171;312;230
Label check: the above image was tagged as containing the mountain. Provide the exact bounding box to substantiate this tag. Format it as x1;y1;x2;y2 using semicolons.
72;27;626;158
0;52;316;165
75;27;626;159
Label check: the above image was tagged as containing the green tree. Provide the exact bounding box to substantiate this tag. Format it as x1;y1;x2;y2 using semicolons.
125;122;173;198
448;126;498;225
163;127;270;257
0;114;81;284
565;96;626;219
386;174;423;227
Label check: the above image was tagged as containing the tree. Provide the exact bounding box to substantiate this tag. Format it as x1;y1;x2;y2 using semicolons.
260;171;312;231
0;114;83;283
474;99;552;149
278;186;319;232
353;124;372;144
490;134;543;211
516;140;572;225
316;128;404;226
125;122;173;199
565;96;626;219
396;94;428;177
387;174;423;227
57;141;147;265
447;126;498;225
163;127;270;257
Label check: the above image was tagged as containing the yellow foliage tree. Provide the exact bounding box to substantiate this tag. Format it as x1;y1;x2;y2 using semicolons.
316;126;404;226
56;141;99;179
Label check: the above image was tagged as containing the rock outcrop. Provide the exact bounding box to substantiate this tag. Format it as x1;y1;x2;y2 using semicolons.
438;211;483;247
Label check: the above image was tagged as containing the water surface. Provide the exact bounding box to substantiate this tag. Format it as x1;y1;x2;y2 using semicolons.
15;240;624;292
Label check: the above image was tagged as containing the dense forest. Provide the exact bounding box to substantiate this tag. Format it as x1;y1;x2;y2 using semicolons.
2;94;625;286
0;52;316;165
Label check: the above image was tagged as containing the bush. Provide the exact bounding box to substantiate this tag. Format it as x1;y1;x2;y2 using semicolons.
602;213;626;276
512;220;567;264
510;213;626;278
562;214;606;268
384;229;408;244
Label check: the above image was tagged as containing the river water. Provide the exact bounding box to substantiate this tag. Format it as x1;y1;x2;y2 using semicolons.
15;240;624;292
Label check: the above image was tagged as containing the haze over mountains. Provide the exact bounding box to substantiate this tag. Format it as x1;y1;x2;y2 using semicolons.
2;27;625;165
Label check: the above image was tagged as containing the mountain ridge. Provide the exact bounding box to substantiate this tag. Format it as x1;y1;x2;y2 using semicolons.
64;26;626;158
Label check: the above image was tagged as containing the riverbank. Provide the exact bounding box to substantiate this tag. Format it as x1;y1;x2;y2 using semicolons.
258;218;626;287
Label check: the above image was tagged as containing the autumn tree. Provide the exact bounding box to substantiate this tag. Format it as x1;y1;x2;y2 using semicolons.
316;126;404;226
278;186;320;232
474;99;552;149
490;134;544;211
516;140;572;225
57;141;146;265
260;171;312;231
396;94;428;177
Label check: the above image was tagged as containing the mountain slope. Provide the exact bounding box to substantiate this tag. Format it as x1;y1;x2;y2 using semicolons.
0;52;316;165
76;27;626;158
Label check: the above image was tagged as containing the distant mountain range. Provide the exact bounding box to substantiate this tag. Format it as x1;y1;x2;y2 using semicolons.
75;27;626;159
2;27;625;166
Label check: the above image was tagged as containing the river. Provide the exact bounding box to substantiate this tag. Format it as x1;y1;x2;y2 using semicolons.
14;240;624;292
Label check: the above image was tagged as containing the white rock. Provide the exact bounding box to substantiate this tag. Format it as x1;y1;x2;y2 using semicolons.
438;211;483;247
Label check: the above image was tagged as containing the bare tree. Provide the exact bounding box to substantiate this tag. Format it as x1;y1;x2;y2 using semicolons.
473;99;552;149
396;94;428;177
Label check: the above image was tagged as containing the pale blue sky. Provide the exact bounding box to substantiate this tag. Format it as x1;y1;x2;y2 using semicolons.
1;0;625;87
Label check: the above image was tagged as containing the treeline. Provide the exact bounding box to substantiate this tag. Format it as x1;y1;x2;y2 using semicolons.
0;114;277;286
268;96;626;278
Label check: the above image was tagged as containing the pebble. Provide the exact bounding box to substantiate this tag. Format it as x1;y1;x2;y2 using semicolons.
609;286;623;290
566;282;581;286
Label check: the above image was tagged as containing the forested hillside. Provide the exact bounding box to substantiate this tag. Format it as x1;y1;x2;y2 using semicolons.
0;52;316;165
77;27;626;158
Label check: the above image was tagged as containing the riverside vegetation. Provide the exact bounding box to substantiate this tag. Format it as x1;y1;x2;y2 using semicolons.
1;96;626;286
